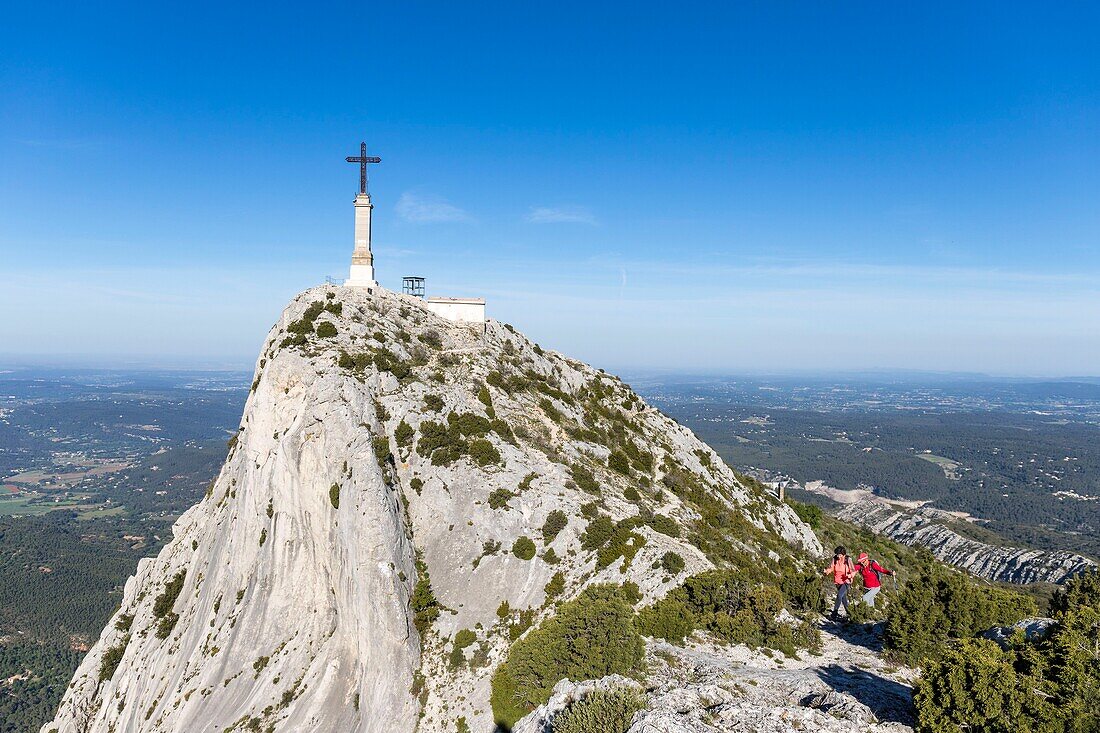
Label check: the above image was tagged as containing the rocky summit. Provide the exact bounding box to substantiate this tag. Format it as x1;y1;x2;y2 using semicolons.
43;285;828;733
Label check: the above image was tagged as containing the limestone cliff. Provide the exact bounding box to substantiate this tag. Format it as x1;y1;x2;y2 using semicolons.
837;501;1095;585
43;285;819;733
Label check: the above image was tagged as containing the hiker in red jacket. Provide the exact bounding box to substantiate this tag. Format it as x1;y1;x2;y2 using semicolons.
855;552;894;607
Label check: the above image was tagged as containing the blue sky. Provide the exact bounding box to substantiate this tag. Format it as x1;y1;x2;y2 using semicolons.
2;2;1098;375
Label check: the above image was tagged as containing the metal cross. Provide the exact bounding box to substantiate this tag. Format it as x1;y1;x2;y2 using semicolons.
346;142;381;194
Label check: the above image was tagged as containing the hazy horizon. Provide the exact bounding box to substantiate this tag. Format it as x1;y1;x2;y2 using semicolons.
3;3;1098;374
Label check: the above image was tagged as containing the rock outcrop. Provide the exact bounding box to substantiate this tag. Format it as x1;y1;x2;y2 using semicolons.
838;501;1095;585
43;285;819;733
515;629;916;733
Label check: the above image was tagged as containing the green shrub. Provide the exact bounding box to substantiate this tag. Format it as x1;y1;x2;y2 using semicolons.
486;371;508;391
424;394;444;411
540;398;562;423
490;585;645;727
153;570;186;619
155;613;179;639
448;411;492;437
1051;567;1100;617
420;329;442;349
542;548;560;564
581;515;614;550
478;385;493;410
608;451;631;475
454;628;477;649
580;502;601;519
787;500;823;529
258;528;267;546
395;420;414;448
488;487;515;510
660;551;686;575
550;686;644;733
596;519;647;571
373;348;411;379
664;568;820;651
490;419;515;444
884;564;1036;665
635;598;695;644
513;536;537;560
99;638;128;681
914;638;1056;732
411;553;441;635
542;510;568;543
571;465;600;494
646;514;680;538
545;571;566;599
315;321;338;338
373;435;392;468
329;483;340;509
410;477;424;495
468;438;501;467
623;485;641;502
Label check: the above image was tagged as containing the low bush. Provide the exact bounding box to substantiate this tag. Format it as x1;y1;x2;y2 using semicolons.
329;483;340;509
468;438;502;467
646;514;681;538
513;536;537;560
490;585;645;727
542;510;568;543
884;562;1036;665
550;686;644;733
571;465;600;494
153;570;186;619
913;567;1100;733
99;638;128;682
395;420;414;448
411;553;440;635
488;487;514;510
581;515;614;550
454;628;477;649
635;598;695;644
608;451;631;475
545;571;566;599
639;567;821;653
315;321;338;338
660;551;685;575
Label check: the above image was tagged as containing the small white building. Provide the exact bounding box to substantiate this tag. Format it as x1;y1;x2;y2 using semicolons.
425;296;486;323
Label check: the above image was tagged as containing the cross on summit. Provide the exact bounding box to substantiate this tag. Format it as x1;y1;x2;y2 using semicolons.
346;142;381;195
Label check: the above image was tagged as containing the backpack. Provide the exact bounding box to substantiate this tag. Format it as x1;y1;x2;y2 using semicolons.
865;558;882;583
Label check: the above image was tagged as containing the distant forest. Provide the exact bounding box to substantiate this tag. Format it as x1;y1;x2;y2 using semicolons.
0;445;224;732
674;407;1100;560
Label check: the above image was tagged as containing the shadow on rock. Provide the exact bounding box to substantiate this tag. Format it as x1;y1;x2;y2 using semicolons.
810;663;914;726
820;618;886;654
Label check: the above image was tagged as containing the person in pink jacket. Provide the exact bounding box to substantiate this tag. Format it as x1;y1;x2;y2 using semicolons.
824;546;855;620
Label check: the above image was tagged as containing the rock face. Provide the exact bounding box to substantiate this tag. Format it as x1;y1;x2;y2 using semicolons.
838;501;1095;585
44;285;819;733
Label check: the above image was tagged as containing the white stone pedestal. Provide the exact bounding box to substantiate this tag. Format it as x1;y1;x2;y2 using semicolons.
345;193;376;287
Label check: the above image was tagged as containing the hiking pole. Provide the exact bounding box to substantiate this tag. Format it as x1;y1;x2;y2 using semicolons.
892;573;898;593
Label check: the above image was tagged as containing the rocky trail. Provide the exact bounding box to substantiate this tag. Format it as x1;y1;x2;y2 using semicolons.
520;620;916;733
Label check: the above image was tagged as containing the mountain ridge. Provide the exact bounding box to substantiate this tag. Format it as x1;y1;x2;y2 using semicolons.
43;285;818;733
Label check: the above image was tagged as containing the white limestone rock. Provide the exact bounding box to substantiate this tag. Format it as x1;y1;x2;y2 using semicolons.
838;501;1095;584
43;285;820;733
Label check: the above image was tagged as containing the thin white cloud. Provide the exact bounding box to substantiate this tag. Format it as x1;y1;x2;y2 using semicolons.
526;206;598;225
395;192;471;223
